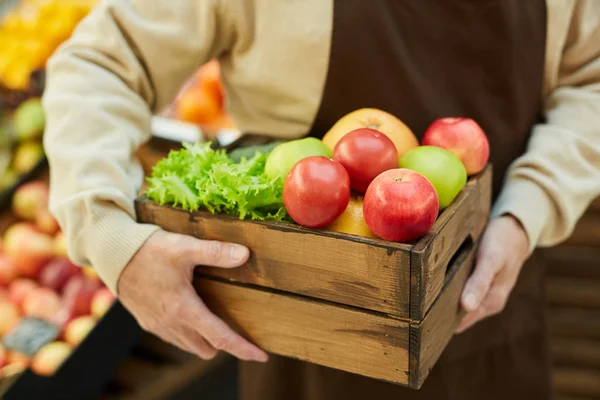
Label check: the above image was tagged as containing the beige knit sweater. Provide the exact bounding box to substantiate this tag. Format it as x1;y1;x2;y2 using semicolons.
42;0;600;294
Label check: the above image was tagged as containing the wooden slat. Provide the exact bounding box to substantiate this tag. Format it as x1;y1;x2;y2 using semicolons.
553;368;600;398
588;197;600;214
548;308;600;340
410;166;491;319
409;240;475;388
542;246;600;280
565;213;600;247
555;396;598;400
137;197;413;317
547;278;600;309
194;278;411;385
551;337;600;369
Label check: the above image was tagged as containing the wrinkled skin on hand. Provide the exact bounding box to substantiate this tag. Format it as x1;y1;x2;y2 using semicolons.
457;215;530;333
117;230;268;362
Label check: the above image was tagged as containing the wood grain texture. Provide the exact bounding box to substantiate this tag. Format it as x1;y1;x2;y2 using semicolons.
408;239;476;389
137;198;413;317
547;277;600;309
194;278;411;385
551;337;600;369
410;165;492;320
565;213;600;247
542;246;600;280
553;368;600;398
548;308;600;340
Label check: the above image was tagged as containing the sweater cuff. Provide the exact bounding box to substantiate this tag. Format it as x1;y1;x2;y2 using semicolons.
82;207;161;295
490;178;556;255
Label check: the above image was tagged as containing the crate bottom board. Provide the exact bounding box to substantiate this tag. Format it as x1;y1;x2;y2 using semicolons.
193;241;475;389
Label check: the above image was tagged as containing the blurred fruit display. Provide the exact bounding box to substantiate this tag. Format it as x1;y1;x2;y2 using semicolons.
0;179;115;379
0;97;46;200
0;0;98;91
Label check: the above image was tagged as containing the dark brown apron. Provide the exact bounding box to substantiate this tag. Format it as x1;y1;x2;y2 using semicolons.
241;1;552;399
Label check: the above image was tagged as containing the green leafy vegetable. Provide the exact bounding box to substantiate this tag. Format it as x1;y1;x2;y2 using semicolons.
228;140;285;163
146;142;289;221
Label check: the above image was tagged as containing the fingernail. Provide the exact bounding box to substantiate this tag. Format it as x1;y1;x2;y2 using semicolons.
254;350;269;362
463;293;477;311
231;245;249;262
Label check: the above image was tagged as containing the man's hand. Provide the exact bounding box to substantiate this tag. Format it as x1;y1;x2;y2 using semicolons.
117;230;268;362
456;215;530;333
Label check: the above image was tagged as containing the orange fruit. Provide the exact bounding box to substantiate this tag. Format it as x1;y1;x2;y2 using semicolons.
326;195;376;238
176;86;222;125
322;108;419;162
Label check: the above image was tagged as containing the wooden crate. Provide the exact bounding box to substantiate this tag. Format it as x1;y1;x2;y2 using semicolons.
135;165;492;388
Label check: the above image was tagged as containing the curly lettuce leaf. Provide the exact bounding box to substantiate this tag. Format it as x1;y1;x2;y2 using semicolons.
146;142;289;221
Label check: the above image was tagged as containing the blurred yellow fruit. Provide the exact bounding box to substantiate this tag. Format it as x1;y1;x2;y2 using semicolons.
326;195;377;238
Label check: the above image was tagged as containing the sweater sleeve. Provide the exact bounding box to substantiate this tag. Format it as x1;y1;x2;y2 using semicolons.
491;0;600;253
43;0;234;294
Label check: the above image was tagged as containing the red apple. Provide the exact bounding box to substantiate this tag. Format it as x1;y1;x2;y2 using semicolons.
91;288;115;319
64;316;97;347
39;258;81;292
0;255;19;286
11;181;49;221
422;117;489;175
22;287;62;321
332;128;398;193
35;208;60;235
283;156;351;228
0;287;7;300
8;279;39;310
364;169;439;242
62;276;102;317
0;300;20;336
4;224;54;279
31;341;72;376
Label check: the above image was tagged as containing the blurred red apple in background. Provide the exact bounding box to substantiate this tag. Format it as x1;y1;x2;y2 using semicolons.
4;224;54;278
332;128;398;193
422;117;489;175
11;181;49;221
39;258;81;292
0;300;20;336
22;288;62;321
91;288;115;319
62;276;102;317
364;169;439;242
31;341;72;376
8;279;39;310
0;255;18;286
36;208;60;235
64;316;96;347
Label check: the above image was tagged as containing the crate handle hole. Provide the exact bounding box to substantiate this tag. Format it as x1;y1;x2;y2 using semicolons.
444;235;474;283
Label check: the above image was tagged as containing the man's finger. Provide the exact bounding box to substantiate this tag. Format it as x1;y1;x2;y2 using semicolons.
180;325;218;360
185;238;250;268
180;288;268;362
460;247;505;312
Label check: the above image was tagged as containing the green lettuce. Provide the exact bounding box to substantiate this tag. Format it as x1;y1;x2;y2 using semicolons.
146;142;289;221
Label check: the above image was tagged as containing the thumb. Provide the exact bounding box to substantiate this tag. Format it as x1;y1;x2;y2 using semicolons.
461;245;504;312
184;237;250;269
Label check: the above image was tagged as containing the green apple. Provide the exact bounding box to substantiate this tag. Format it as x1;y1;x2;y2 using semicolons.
14;98;46;142
399;146;467;209
12;141;44;174
264;137;332;179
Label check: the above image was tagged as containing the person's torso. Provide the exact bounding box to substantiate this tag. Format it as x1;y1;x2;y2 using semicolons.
219;0;547;195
